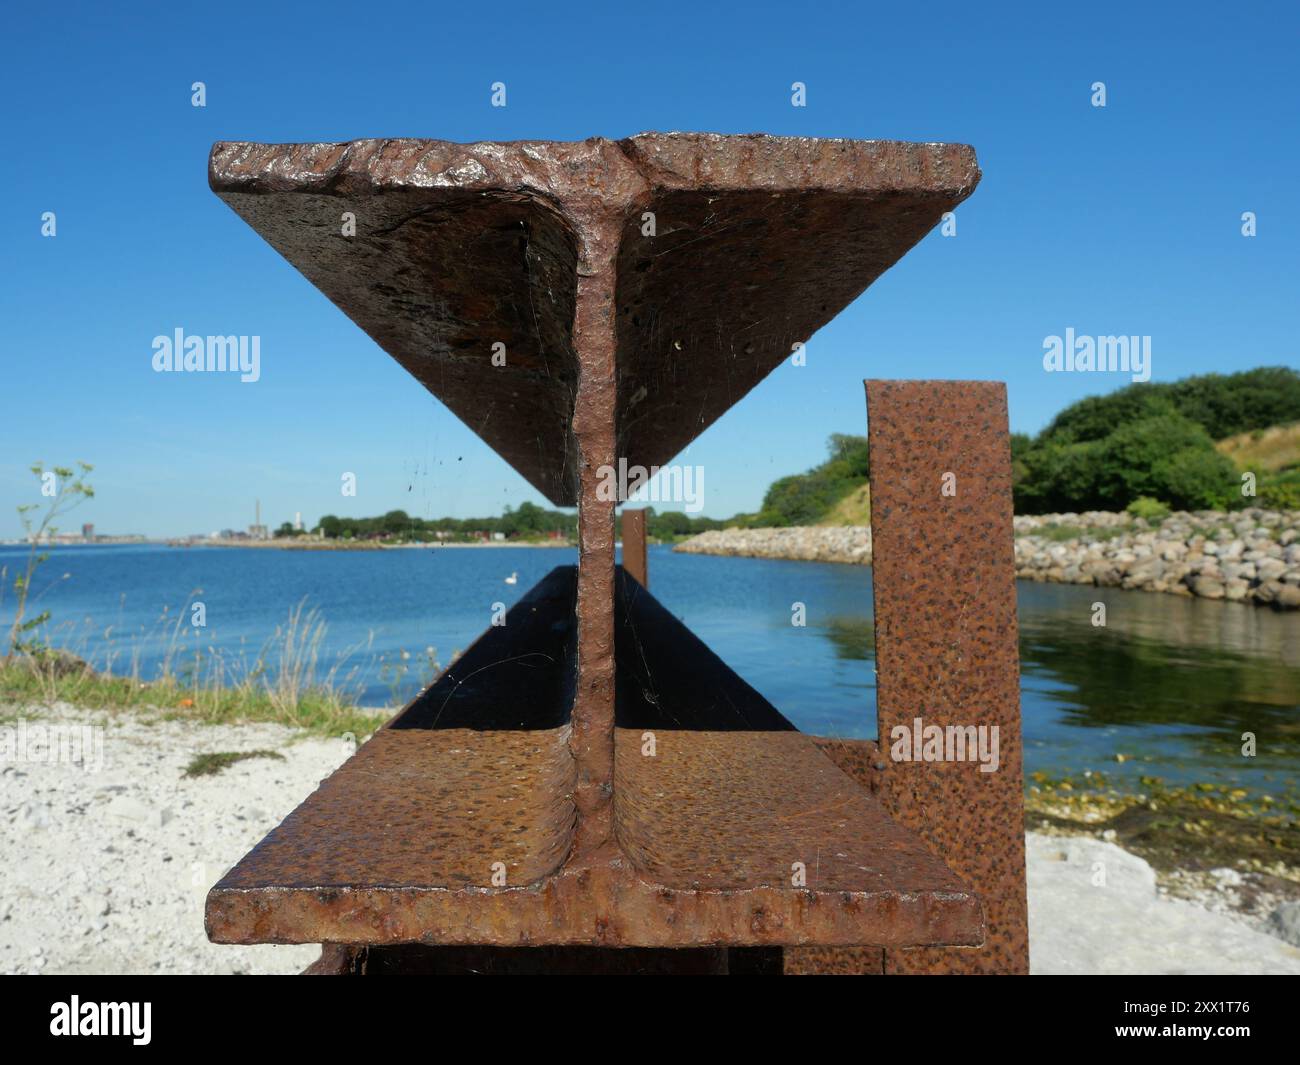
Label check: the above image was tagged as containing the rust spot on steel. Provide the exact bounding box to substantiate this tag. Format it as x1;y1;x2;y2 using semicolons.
783;945;884;975
621;508;648;589
203;134;1010;963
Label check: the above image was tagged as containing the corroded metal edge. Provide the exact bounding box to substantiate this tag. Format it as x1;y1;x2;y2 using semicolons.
206;860;983;950
785;382;1029;976
208;134;979;199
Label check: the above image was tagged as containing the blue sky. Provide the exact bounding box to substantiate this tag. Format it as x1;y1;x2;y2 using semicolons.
2;0;1296;537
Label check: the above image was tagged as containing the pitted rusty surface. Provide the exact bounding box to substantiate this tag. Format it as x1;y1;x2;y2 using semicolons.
788;741;892;973
210;728;576;892
812;737;884;794
783;946;884;975
865;380;1028;975
568;201;621;858
614;730;973;900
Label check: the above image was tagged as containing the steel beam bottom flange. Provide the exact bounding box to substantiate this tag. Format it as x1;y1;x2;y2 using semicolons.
205;572;984;951
207;843;982;950
206;723;984;949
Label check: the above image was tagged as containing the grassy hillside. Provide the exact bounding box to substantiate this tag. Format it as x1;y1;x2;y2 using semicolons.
1215;421;1300;510
1216;421;1300;473
818;483;871;526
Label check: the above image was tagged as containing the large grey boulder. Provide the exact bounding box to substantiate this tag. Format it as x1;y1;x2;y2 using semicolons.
1268;901;1300;947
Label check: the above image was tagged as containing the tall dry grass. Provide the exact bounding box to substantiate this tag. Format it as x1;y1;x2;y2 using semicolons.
0;595;383;737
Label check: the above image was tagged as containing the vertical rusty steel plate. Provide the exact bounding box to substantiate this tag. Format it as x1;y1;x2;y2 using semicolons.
866;379;1029;975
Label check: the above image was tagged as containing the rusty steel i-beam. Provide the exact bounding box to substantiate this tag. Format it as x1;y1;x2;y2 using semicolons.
203;133;1026;973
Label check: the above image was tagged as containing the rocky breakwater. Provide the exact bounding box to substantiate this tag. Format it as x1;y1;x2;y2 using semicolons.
674;508;1300;610
674;525;872;565
1013;508;1300;609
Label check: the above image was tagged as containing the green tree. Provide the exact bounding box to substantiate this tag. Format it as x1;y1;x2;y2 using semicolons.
649;510;694;537
1014;440;1105;513
1165;367;1300;440
1094;415;1237;510
380;509;411;536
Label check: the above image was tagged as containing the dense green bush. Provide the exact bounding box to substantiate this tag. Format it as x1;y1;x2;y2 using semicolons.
1039;367;1300;446
1163;367;1300;440
1125;496;1171;522
1259;471;1300;511
1150;447;1240;510
1015;368;1300;513
1014;439;1105;512
1095;415;1237;510
1040;391;1177;446
1016;415;1238;512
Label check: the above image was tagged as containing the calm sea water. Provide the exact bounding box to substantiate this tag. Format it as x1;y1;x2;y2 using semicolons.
2;543;1297;796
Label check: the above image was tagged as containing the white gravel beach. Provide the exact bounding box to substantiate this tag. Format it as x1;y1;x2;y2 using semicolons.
3;705;1298;975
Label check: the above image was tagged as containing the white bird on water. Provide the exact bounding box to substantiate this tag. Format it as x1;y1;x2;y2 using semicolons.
504;572;518;585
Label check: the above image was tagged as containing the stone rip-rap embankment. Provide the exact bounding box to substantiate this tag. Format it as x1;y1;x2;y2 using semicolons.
675;508;1300;609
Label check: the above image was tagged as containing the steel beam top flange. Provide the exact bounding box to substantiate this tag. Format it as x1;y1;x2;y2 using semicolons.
209;133;980;505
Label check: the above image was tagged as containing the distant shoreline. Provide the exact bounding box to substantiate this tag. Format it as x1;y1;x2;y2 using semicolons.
0;539;576;551
180;539;576;551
